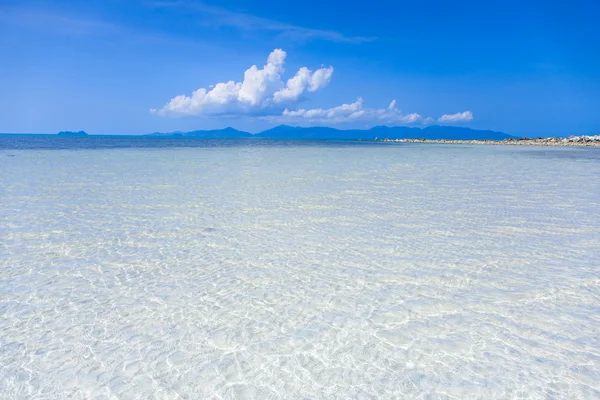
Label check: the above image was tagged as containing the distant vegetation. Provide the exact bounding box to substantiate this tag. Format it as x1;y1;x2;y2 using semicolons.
57;131;88;136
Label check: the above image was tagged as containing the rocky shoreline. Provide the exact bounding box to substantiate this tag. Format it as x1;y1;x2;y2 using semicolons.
378;135;600;147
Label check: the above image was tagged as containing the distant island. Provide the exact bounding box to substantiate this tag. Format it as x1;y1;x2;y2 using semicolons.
57;131;88;137
146;125;516;141
48;127;600;146
142;126;600;146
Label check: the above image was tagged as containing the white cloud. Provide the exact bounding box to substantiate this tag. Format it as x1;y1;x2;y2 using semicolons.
238;48;285;106
438;111;474;123
272;98;426;125
151;48;475;127
151;49;333;116
273;66;334;103
308;67;334;91
270;100;474;127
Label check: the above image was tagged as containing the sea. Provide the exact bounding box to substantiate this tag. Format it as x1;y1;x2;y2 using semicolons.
1;135;600;399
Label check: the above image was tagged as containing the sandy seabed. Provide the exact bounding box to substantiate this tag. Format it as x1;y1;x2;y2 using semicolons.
1;141;600;398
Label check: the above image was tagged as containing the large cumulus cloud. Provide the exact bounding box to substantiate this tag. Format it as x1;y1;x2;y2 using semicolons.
151;49;333;116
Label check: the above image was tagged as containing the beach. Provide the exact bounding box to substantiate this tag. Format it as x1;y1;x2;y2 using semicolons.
379;135;600;146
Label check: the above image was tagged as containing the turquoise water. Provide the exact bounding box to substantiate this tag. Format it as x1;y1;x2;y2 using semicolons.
1;137;600;398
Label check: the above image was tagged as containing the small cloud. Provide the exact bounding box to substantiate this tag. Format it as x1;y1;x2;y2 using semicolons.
438;111;474;123
268;98;427;126
0;5;205;47
273;66;334;103
0;6;118;36
152;49;334;116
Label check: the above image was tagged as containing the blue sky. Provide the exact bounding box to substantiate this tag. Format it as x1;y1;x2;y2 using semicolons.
1;0;599;136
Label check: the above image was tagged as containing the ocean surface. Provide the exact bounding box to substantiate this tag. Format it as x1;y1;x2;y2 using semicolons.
1;135;600;399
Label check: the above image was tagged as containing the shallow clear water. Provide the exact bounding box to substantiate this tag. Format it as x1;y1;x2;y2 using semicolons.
1;137;600;399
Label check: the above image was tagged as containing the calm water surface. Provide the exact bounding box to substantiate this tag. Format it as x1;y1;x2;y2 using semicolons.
1;136;600;398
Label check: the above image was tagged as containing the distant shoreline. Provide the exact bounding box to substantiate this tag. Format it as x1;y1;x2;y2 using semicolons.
2;133;599;147
377;136;600;147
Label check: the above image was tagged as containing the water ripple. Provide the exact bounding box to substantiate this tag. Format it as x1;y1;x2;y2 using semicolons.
1;143;600;398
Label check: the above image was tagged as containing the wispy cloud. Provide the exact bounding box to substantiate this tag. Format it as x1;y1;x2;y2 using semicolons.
0;6;118;36
149;0;373;43
0;5;208;47
266;98;425;126
151;49;334;116
263;99;475;127
438;111;474;123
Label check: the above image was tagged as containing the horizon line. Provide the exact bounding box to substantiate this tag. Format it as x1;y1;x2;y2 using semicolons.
1;124;516;136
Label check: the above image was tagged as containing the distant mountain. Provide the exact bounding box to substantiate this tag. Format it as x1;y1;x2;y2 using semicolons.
57;130;88;136
146;127;252;138
256;125;366;140
368;125;514;141
146;125;515;141
257;125;514;140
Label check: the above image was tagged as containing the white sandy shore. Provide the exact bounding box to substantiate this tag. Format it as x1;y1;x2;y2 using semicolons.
379;135;600;147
